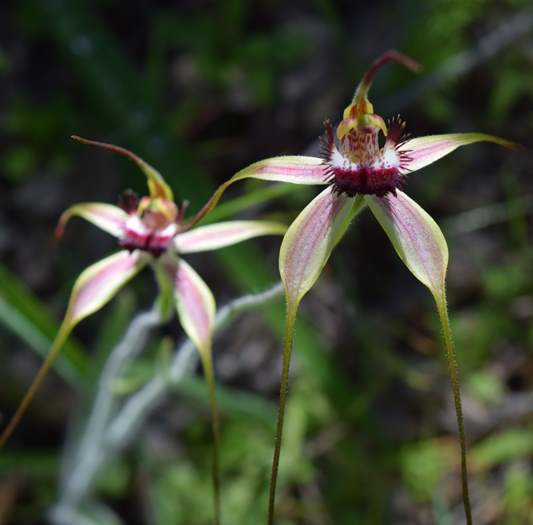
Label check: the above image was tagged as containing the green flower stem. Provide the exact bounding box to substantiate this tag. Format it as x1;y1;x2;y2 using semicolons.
267;304;297;525
200;352;222;525
434;294;472;525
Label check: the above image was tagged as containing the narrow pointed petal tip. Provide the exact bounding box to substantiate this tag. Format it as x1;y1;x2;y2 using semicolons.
176;220;286;254
279;187;356;310
71;135;174;201
398;132;522;174
169;259;215;359
367;191;448;298
55;203;128;240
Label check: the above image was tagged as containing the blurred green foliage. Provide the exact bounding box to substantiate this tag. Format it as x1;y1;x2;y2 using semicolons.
1;0;532;524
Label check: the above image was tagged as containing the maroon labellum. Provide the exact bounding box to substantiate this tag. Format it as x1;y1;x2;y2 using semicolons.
321;118;411;197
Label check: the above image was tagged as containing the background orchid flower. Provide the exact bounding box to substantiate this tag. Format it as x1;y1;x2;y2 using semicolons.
191;50;519;524
0;137;286;524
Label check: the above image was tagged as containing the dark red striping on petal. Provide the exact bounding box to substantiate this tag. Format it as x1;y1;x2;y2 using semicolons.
119;227;173;257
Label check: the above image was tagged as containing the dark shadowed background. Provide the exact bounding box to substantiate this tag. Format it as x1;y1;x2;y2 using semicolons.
1;1;533;523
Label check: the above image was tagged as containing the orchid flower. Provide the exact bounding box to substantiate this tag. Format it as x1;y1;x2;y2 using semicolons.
0;137;286;524
188;51;519;524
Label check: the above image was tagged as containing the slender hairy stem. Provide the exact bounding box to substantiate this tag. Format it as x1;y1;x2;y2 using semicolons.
60;309;161;505
434;295;472;525
201;353;221;525
267;306;297;525
51;284;283;524
0;325;71;448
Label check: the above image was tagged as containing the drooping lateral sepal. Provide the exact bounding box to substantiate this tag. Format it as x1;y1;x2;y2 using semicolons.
366;191;448;298
0;250;147;448
168;258;216;361
65;250;148;327
55;203;128;239
279;187;357;311
175;220;286;254
398;132;521;174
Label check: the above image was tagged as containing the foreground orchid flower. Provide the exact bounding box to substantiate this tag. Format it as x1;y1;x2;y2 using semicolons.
0;137;286;524
191;50;519;524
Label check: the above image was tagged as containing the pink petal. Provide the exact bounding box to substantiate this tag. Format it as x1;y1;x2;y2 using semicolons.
167;259;215;357
398;133;519;174
184;156;326;229
67;250;147;323
0;250;147;446
56;203;128;239
176;220;286;254
279;187;356;309
243;156;328;185
366;191;448;297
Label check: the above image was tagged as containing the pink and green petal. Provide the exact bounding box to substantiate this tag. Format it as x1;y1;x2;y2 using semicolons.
0;250;146;447
65;250;147;325
279;187;357;312
185;156;326;229
366;191;448;299
176;220;286;254
71;135;174;201
399;132;520;174
171;259;216;361
55;203;128;239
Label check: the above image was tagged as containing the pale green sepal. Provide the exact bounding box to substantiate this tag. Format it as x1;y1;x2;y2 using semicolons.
170;259;216;361
0;250;147;448
366;191;448;298
279;187;355;311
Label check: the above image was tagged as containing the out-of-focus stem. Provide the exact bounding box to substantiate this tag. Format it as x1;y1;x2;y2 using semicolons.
201;353;221;525
52;283;283;525
267;305;297;525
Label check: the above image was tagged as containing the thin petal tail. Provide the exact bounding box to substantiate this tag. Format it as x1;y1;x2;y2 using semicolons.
71;135;174;201
398;132;521;174
55;203;128;240
367;191;473;523
184;156;326;230
0;250;146;447
176;220;286;254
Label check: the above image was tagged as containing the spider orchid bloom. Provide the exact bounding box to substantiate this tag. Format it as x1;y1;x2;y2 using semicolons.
190;50;519;524
0;138;285;523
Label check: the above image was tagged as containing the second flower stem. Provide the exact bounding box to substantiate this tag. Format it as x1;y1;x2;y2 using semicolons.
267;306;297;525
201;353;221;525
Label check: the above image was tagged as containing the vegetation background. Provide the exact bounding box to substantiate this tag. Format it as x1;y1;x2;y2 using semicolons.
1;1;532;523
